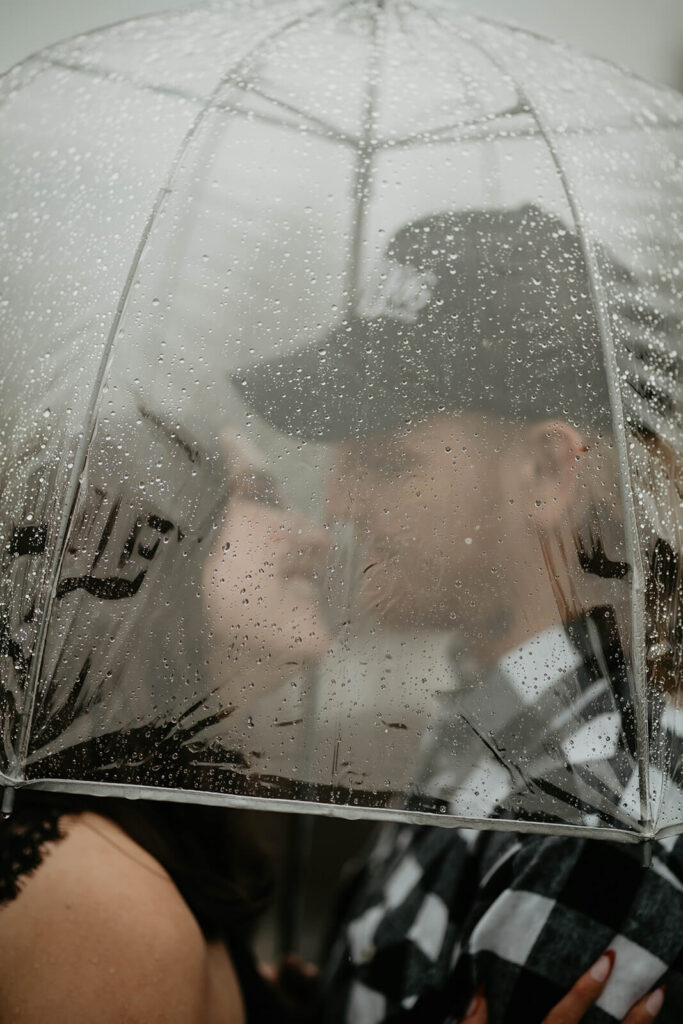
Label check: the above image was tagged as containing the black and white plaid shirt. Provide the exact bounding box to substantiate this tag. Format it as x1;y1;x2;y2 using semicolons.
322;609;683;1023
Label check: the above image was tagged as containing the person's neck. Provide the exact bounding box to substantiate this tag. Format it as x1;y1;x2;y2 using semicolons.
461;545;606;670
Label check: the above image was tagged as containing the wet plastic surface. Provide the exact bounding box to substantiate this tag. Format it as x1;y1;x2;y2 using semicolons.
0;0;681;841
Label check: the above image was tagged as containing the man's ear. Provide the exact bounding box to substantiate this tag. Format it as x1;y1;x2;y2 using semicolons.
516;419;588;528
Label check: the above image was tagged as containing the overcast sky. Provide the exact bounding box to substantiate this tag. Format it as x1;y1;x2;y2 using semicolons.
1;0;682;89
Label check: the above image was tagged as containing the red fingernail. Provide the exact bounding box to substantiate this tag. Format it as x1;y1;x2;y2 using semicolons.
645;986;665;1017
465;984;484;1018
465;993;479;1017
589;949;615;983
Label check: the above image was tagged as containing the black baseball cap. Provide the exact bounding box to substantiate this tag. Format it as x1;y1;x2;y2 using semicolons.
232;205;646;441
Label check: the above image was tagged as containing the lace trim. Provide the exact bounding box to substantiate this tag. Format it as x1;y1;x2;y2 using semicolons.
0;807;64;903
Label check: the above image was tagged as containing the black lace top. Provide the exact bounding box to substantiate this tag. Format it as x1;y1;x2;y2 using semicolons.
0;802;62;903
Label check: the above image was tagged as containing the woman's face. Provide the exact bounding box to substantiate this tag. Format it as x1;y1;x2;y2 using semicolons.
202;468;331;694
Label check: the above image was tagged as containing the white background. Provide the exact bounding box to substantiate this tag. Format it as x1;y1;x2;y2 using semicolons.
1;0;682;89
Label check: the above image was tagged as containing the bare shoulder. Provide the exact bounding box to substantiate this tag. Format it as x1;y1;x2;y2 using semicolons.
0;811;242;1023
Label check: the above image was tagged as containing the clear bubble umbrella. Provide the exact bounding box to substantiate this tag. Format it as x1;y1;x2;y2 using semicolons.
0;0;681;848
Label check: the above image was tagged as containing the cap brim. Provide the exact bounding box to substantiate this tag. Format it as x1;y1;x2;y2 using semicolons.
233;317;449;442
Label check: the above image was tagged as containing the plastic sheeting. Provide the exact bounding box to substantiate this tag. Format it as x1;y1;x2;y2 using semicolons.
0;0;681;842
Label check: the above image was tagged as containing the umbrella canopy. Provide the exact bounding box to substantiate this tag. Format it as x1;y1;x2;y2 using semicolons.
0;0;681;843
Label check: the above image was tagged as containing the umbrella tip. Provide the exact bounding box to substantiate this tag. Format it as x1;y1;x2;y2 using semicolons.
640;839;653;869
1;787;16;820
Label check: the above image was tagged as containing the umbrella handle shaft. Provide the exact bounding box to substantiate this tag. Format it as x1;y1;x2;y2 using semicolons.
279;813;314;955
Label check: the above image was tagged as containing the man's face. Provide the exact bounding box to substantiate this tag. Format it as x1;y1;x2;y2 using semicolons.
326;411;518;630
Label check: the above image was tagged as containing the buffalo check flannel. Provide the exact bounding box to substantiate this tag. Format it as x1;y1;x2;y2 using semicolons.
321;608;683;1023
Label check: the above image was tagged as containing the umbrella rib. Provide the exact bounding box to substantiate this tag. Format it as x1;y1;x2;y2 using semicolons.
460;26;654;841
0;774;649;843
214;99;359;147
41;55;207;108
380;113;683;150
0;3;194;98
237;83;360;145
384;107;534;150
345;0;384;312
41;57;362;149
10;0;331;786
37;55;683;157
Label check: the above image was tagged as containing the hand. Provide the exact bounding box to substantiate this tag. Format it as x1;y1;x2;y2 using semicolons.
461;951;666;1023
259;954;319;1018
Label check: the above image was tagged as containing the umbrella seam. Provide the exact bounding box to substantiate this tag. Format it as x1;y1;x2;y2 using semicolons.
0;771;654;842
10;0;331;786
458;25;653;838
